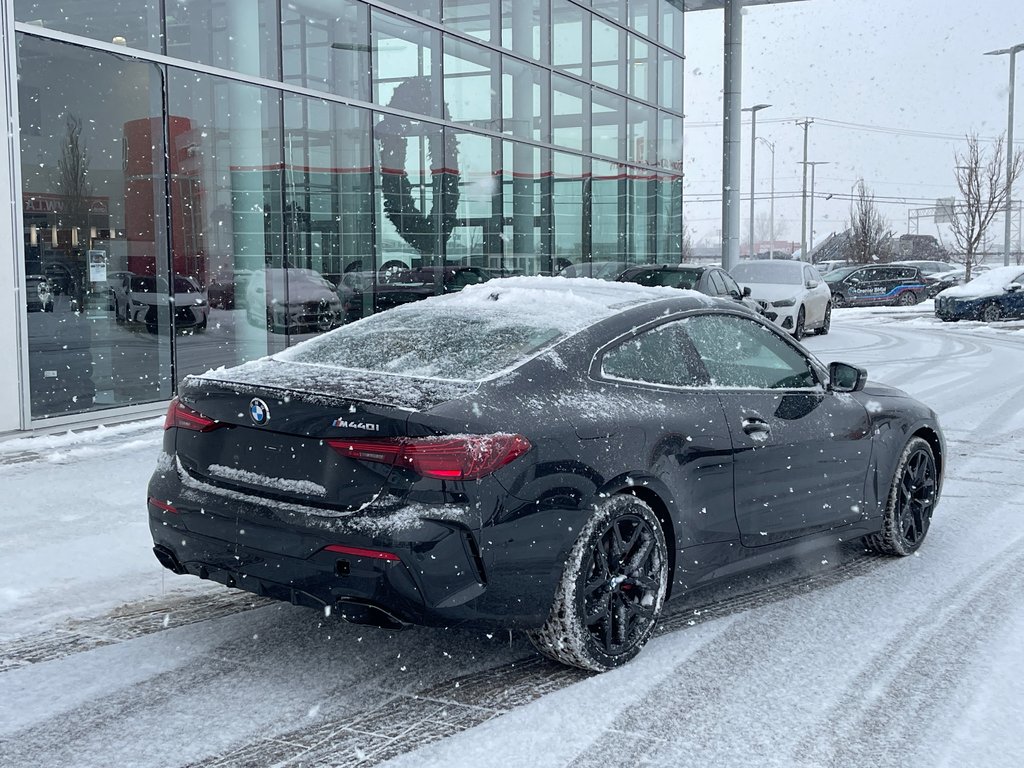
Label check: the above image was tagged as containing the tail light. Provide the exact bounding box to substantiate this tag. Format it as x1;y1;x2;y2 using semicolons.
327;433;531;481
164;396;224;432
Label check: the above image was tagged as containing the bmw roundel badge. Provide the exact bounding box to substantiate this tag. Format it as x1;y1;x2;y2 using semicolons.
249;397;270;426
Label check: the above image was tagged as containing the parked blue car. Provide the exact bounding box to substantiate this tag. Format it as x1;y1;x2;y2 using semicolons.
934;266;1024;322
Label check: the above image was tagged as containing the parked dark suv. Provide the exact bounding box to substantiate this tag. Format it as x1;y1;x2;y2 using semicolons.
824;264;929;307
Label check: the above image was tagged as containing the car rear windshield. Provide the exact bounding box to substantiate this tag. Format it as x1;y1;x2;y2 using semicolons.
731;262;803;285
278;305;565;381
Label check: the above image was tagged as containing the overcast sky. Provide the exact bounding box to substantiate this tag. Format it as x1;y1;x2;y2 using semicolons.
682;0;1024;251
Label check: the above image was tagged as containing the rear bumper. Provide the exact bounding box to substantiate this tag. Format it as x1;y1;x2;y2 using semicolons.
147;464;585;630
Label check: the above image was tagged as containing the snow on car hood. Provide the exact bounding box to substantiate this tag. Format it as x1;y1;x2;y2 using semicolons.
938;266;1024;299
741;283;803;302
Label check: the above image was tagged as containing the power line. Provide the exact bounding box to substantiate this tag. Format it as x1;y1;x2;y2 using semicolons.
684;115;1024;145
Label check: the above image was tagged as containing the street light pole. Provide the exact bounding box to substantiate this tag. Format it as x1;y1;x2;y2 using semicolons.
742;103;771;259
985;43;1024;267
758;136;776;257
796;118;814;261
802;161;830;261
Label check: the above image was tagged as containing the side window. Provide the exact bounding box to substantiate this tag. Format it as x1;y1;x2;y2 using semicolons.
707;270;728;296
683;314;818;389
719;272;742;297
601;321;702;388
803;266;816;285
896;268;916;280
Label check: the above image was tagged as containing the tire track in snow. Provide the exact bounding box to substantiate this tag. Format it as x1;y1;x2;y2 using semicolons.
182;551;886;768
0;590;272;673
790;536;1024;768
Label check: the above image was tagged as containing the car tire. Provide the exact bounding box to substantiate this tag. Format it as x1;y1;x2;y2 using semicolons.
526;494;668;672
864;436;937;557
815;303;832;335
981;303;1001;323
896;291;918;306
792;306;806;340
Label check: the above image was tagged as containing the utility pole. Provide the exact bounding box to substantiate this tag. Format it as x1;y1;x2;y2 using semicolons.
797;118;813;261
802;161;830;261
758;137;776;258
742;104;771;259
984;44;1024;266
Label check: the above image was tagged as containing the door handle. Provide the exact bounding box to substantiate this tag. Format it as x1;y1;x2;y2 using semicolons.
741;416;771;436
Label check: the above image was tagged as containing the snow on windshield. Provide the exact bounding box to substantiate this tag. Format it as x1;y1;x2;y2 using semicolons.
276;276;684;381
939;266;1024;298
731;262;803;285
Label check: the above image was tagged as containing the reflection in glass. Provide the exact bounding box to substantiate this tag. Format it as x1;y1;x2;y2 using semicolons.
592;160;626;266
504;142;542;277
660;50;684;114
592;17;622;91
282;0;369;102
447;132;502;273
374;114;457;272
660;0;685;50
552;75;587;152
372;9;442;117
628;34;657;103
444;38;500;129
167;67;284;377
166;0;280;79
627;100;656;165
18;35;169;418
15;0;161;52
629;0;654;36
551;152;585;274
593;89;624;160
502;56;549;142
552;0;587;78
442;0;495;43
283;93;372;333
500;0;547;62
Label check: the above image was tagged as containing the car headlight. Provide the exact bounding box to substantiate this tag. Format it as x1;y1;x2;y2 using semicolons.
772;298;796;307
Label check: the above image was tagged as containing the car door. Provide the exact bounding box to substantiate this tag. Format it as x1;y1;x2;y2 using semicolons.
681;313;873;547
802;265;828;321
596;319;739;549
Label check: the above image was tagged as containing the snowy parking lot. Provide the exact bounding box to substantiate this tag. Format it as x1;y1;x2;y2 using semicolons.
2;303;1023;768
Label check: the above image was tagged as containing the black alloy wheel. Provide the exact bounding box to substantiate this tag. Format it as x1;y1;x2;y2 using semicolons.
527;495;668;671
815;303;832;335
792;306;806;340
832;293;847;308
897;291;918;306
982;303;1001;323
866;436;937;556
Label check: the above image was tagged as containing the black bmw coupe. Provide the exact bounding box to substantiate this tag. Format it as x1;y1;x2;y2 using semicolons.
148;276;943;671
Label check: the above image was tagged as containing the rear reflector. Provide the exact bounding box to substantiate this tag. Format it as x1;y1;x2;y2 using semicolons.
164;396;224;432
324;544;400;561
148;497;178;514
326;433;531;481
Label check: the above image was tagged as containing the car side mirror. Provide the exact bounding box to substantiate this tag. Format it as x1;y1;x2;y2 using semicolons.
806;279;819;289
742;285;752;297
829;361;868;393
1004;283;1022;293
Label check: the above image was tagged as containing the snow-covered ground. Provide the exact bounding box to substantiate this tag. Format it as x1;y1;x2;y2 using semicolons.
2;304;1023;767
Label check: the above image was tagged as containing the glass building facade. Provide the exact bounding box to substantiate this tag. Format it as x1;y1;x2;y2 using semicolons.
1;0;686;431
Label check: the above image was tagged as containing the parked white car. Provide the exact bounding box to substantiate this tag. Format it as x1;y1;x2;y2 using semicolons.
730;260;832;340
113;274;209;333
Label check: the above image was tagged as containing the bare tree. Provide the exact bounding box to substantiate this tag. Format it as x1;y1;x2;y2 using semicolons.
846;179;891;264
679;223;695;263
56;114;92;238
948;133;1024;280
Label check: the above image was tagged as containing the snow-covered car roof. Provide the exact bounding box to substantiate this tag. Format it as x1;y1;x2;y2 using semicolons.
938;266;1024;299
252;276;708;383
